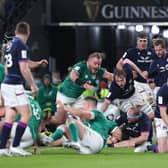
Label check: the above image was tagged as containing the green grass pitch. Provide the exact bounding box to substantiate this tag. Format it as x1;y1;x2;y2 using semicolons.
0;147;168;168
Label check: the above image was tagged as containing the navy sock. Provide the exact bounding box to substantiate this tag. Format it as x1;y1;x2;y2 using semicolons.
147;144;158;153
0;122;12;149
12;121;27;147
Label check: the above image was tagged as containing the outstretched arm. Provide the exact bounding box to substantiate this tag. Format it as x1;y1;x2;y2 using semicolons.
117;58;147;80
28;59;48;68
56;100;93;121
114;132;149;148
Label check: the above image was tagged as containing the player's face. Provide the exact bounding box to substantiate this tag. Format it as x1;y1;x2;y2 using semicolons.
137;38;148;50
82;100;89;110
87;57;102;74
115;75;126;88
154;45;166;58
43;78;50;86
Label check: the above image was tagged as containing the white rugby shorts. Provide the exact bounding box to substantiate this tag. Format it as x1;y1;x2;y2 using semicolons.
155;118;168;138
80;126;104;154
1;83;29;107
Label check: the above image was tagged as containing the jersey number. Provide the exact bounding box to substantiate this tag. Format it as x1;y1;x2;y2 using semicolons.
5;54;13;67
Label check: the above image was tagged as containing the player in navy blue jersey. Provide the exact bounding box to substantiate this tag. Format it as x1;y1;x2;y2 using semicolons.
148;38;168;88
109;107;153;153
151;82;168;153
116;32;156;103
101;59;154;119
0;21;38;156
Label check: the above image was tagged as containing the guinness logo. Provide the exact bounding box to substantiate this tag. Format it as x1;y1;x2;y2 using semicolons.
84;0;101;21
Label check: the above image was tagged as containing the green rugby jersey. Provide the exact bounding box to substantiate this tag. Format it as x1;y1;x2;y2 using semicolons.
85;109;117;141
16;96;43;140
59;61;105;98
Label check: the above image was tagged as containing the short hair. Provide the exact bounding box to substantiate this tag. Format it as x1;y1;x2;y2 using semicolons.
15;21;30;35
137;32;147;39
84;96;98;107
153;38;166;49
87;52;105;60
113;69;127;79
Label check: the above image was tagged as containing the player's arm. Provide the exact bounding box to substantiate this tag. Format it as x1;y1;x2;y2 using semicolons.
100;98;111;112
28;59;48;68
103;71;113;81
148;60;158;78
129;132;149;146
116;52;127;70
56;100;93;121
114;132;149;147
159;106;168;125
70;69;95;91
19;61;38;94
120;58;147;80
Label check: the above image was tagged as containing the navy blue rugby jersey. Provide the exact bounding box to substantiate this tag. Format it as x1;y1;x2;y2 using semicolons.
124;47;155;83
106;65;135;102
115;112;153;142
149;54;168;87
155;83;168;118
3;37;29;84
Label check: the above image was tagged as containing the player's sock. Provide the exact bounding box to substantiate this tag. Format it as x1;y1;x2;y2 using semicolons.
68;123;79;142
0;122;12;149
12;121;27;147
147;144;158;153
51;128;64;140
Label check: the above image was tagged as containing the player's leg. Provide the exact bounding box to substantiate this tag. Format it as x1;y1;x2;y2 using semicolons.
51;91;75;125
66;118;104;154
130;89;154;119
8;85;32;156
134;141;151;153
12;104;31;147
10;122;34;149
40;124;69;145
0;107;16;156
154;118;168;153
80;127;104;154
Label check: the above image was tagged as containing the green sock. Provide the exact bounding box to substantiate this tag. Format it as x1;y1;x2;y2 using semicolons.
68;123;79;142
51;128;64;140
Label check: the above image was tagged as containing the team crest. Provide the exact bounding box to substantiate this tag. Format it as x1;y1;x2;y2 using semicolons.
85;75;88;79
147;51;152;55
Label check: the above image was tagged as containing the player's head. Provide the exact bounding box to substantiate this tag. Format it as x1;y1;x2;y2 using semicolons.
83;96;98;110
147;78;156;89
87;52;104;74
136;32;148;50
15;21;30;40
153;38;166;58
113;69;127;89
127;107;140;123
43;74;51;86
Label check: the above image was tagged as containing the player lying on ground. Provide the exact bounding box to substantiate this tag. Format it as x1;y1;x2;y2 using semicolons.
40;96;121;154
107;106;153;153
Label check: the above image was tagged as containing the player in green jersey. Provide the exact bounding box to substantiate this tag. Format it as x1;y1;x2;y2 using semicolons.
0;94;43;152
40;96;121;154
52;52;113;125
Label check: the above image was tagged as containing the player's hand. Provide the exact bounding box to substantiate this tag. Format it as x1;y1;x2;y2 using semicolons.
111;127;122;141
83;82;95;91
39;59;48;67
30;83;38;95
